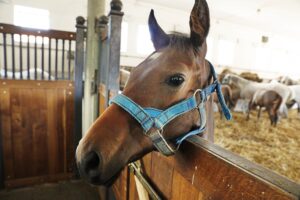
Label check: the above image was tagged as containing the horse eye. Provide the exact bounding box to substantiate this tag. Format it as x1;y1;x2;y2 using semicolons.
166;75;185;87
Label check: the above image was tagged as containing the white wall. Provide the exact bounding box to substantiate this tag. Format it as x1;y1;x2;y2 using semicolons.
0;0;87;31
1;0;300;79
120;0;300;79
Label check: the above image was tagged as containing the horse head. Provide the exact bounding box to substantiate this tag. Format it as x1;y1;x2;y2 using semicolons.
76;0;213;186
222;74;233;85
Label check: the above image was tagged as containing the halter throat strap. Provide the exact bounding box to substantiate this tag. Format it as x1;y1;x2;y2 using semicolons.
110;62;231;156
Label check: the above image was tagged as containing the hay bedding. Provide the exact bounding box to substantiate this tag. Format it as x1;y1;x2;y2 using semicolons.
214;110;300;184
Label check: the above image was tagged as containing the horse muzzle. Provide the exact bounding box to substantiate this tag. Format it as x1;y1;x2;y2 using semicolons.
76;142;104;184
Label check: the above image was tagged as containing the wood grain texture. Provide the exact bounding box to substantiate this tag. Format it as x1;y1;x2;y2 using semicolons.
113;138;299;200
171;170;203;200
0;88;14;180
113;166;129;200
0;80;75;188
150;153;174;199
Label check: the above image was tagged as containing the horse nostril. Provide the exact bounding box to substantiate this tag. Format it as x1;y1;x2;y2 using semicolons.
82;151;101;175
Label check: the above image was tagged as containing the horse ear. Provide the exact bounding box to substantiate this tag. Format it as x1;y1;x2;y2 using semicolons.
189;0;210;48
148;9;170;51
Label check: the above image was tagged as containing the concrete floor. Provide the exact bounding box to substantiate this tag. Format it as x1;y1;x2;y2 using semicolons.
0;180;100;200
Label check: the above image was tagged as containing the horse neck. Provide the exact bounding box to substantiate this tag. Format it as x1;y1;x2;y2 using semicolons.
232;75;249;88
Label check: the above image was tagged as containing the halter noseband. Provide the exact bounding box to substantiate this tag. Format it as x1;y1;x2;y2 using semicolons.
110;62;232;156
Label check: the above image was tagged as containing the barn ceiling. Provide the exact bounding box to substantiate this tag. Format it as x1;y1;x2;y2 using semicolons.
137;0;300;37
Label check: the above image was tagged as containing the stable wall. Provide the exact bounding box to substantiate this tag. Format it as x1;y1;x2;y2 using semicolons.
1;0;300;79
120;0;300;79
0;0;87;31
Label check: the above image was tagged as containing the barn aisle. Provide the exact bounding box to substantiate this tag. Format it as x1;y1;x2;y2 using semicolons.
0;180;100;200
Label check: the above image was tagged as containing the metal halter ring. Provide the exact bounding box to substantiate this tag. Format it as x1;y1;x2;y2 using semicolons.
156;128;180;152
193;89;205;106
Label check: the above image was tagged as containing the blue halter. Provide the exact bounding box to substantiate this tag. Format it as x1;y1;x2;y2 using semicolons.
110;61;231;156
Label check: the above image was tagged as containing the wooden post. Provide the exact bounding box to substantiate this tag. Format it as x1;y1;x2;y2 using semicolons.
107;0;124;99
74;16;86;159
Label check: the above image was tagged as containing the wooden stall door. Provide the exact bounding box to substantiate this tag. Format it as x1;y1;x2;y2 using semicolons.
0;80;75;188
113;137;300;200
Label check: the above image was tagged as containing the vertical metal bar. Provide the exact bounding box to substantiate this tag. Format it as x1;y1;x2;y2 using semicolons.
98;15;109;115
27;35;30;79
11;34;15;79
55;39;58;80
48;38;51;80
62;39;65;79
19;34;23;79
68;40;72;80
107;4;124;99
74;16;86;164
41;37;45;80
3;33;7;78
34;36;37;80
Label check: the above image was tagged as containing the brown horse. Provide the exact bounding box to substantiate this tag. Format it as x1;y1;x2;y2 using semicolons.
76;0;215;185
240;72;262;83
213;84;234;118
247;90;282;126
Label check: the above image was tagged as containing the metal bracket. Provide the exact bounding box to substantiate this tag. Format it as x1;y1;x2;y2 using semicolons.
90;69;98;95
128;161;162;200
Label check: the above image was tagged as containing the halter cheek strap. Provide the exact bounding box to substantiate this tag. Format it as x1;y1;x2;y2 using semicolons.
110;62;232;156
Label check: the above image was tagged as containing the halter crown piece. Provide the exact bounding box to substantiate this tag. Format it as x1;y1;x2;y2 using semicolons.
110;62;232;156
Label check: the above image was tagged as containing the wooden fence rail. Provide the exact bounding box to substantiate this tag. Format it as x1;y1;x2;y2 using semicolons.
0;23;76;80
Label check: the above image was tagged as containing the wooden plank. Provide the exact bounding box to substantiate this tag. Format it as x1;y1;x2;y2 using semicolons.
171;170;203;200
34;89;49;176
113;166;129;200
141;153;152;178
47;88;59;175
0;80;75;188
11;89;28;178
65;87;75;173
56;88;65;174
0;80;74;89
0;88;4;188
128;170;139;200
0;23;76;40
10;89;22;178
150;153;174;199
0;88;14;180
187;136;300;199
20;88;35;177
115;136;299;199
150;137;299;200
